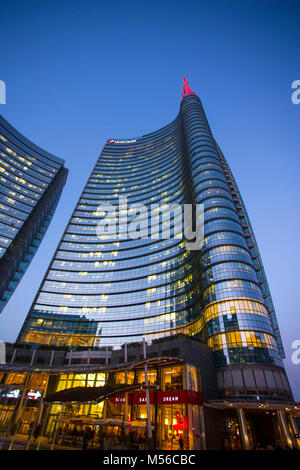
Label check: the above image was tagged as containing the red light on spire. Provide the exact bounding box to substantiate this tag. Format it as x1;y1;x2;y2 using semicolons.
181;77;195;99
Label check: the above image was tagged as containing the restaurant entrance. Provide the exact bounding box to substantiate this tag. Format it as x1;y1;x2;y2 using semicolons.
157;403;187;450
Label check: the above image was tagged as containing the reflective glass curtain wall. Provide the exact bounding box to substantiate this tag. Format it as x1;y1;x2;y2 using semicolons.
0;115;68;312
17;85;291;400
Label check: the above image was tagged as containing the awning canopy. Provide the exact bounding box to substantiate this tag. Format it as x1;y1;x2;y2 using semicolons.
44;384;157;404
204;400;300;412
0;355;183;374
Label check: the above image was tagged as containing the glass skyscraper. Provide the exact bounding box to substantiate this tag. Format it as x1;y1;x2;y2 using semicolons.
0;115;68;312
17;80;291;399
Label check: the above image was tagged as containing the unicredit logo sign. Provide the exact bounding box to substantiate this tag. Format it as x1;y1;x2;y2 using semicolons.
108;139;137;144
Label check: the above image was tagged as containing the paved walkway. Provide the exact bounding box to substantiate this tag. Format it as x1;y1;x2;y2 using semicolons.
0;434;81;450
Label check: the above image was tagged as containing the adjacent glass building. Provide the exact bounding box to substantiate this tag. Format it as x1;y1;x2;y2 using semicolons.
0;115;68;312
17;80;291;400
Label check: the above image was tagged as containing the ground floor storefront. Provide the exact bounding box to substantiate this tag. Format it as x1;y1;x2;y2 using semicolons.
1;390;299;450
0;343;299;451
0;357;207;450
204;402;300;450
8;392;204;450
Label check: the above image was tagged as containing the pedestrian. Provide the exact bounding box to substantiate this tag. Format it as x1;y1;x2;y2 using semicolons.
27;422;34;440
91;428;96;447
98;432;103;450
275;440;283;451
265;444;274;450
255;442;264;450
220;437;231;451
179;435;184;450
82;426;92;450
33;423;41;441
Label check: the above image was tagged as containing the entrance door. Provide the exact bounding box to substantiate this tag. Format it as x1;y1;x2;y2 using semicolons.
247;413;281;448
158;404;187;450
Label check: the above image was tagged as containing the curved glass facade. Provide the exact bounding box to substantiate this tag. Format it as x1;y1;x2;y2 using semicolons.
0;115;68;312
17;84;291;399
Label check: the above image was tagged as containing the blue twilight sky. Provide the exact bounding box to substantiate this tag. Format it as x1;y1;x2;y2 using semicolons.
0;0;299;398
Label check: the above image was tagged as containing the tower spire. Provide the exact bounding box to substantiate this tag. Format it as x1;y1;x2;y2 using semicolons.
181;77;195;99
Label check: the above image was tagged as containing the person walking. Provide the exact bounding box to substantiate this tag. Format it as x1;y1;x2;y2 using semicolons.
179;435;184;450
255;442;264;450
275;440;283;451
220;437;232;451
82;427;92;450
27;422;34;441
33;423;41;441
